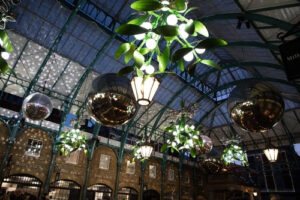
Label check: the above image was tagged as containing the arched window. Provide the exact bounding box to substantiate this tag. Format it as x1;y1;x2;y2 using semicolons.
1;174;42;197
87;184;112;200
118;187;138;200
49;180;81;200
143;190;160;200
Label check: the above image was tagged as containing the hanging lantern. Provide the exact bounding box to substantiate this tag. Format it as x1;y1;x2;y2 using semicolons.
137;141;153;159
22;92;53;120
293;143;300;156
196;135;213;154
228;81;284;132
264;144;279;162
87;73;138;127
131;75;160;106
253;192;258;197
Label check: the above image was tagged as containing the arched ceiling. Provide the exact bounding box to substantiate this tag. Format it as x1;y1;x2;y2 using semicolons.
1;0;300;151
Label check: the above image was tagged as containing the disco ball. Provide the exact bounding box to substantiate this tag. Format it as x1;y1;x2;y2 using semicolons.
196;135;213;154
87;73;138;127
202;158;223;174
228;81;284;132
22;92;53;120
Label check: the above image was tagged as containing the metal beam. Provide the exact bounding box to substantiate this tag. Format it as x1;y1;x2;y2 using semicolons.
200;13;297;33
24;0;87;98
247;3;300;13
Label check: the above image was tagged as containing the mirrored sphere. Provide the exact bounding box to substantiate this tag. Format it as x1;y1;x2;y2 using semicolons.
87;73;138;127
196;135;213;154
228;81;284;132
22;93;53;120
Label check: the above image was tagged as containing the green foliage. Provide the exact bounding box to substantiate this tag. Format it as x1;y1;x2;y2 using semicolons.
158;46;170;72
115;24;149;35
0;30;13;75
153;25;178;37
131;0;162;11
57;129;88;156
115;0;227;77
160;114;203;158
221;142;249;166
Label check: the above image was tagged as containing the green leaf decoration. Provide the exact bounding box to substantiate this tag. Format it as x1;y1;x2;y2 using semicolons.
185;21;195;35
196;38;228;49
0;30;13;52
0;58;10;75
153;25;178;37
175;0;187;11
128;15;148;25
171;47;193;62
117;66;135;76
115;43;131;59
194;21;209;37
125;44;136;64
136;68;144;77
157;46;170;72
187;62;198;76
140;48;151;55
133;50;145;67
115;24;149;35
200;59;221;70
131;0;162;11
178;59;184;71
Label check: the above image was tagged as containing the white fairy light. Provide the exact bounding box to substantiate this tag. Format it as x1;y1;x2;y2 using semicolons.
1;52;10;60
195;48;206;54
146;39;157;50
179;24;189;39
183;52;194;62
145;64;155;74
167;14;178;25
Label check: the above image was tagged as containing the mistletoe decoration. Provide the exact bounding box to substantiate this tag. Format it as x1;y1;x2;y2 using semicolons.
115;0;227;77
221;141;248;166
160;114;203;158
56;129;88;156
0;30;13;75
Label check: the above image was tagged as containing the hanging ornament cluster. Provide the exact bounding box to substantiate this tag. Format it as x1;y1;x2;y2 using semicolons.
221;141;248;166
132;139;153;162
115;0;227;78
161;114;203;158
22;92;53;121
56;129;88;156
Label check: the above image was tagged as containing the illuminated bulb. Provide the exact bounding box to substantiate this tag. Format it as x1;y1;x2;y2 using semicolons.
141;22;152;30
167;14;178;25
145;65;155;74
179;24;189;39
1;51;10;60
161;0;170;5
161;7;169;11
146;39;157;50
195;48;206;54
183;52;194;62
